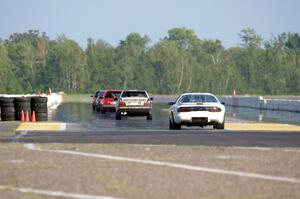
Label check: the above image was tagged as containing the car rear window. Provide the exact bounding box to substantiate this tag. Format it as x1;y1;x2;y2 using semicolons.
99;91;104;98
178;94;218;103
94;91;99;97
106;91;121;98
121;91;147;98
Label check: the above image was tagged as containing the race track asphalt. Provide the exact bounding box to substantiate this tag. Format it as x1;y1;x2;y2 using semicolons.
10;129;300;147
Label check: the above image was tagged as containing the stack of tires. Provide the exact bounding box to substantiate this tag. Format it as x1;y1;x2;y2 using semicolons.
14;97;31;120
0;97;15;121
31;97;48;121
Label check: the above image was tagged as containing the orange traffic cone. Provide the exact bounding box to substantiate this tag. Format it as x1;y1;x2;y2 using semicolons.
31;111;36;122
21;110;25;122
25;111;30;122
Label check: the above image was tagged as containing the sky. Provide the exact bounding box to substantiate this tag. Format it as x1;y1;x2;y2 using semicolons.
0;0;299;49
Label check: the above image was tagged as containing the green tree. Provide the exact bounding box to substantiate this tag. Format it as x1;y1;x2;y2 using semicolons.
47;36;87;93
115;33;152;90
5;30;49;92
238;27;263;49
0;43;22;93
2;28;300;96
166;27;200;50
85;38;118;91
234;28;264;94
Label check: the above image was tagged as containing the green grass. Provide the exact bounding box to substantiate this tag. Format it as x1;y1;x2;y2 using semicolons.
62;93;91;103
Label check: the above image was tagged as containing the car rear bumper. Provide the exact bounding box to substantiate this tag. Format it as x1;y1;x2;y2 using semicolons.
119;107;151;116
103;104;116;111
173;111;224;125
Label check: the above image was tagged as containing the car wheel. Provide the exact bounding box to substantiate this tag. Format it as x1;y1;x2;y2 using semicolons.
213;118;225;130
146;113;152;120
169;118;174;129
173;122;181;130
171;113;181;130
96;105;100;112
115;110;121;120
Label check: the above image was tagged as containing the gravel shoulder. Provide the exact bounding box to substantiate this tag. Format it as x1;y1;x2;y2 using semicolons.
0;122;19;140
0;143;299;199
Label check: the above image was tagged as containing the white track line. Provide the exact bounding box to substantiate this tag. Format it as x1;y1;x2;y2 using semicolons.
24;144;300;184
0;185;120;199
235;146;271;151
284;149;300;153
235;147;300;153
14;130;28;139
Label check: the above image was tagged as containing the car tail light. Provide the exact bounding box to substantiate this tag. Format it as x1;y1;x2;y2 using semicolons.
207;107;221;112
144;100;152;107
119;101;126;107
177;107;192;112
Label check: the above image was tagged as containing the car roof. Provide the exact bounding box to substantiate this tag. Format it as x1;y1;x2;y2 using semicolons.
103;90;123;92
180;92;216;96
121;90;147;92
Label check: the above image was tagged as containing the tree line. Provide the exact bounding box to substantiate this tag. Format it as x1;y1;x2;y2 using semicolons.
0;28;300;95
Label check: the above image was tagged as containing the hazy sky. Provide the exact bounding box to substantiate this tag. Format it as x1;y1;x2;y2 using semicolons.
0;0;299;49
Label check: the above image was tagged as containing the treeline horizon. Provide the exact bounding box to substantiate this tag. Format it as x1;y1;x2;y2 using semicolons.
0;27;299;95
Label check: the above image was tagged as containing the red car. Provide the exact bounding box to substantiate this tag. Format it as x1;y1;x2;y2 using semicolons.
96;90;122;113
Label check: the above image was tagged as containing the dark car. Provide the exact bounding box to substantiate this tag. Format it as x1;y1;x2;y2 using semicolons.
91;90;101;111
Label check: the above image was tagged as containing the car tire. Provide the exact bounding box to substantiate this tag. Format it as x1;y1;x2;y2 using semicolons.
35;112;48;121
146;113;152;120
15;97;31;103
31;97;47;103
115;110;121;120
96;105;100;112
213;118;225;130
171;113;181;130
169;118;174;129
1;107;15;113
173;122;181;130
1;102;15;107
0;97;14;104
15;103;31;109
31;103;47;110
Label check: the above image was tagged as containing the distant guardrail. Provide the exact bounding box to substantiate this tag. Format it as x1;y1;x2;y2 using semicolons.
218;96;300;113
153;95;300;113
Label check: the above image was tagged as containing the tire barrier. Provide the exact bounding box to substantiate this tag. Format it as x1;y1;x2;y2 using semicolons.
31;97;48;121
14;97;31;121
0;97;15;121
0;96;48;122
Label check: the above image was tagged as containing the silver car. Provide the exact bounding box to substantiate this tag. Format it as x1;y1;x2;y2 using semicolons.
168;93;225;130
115;90;153;120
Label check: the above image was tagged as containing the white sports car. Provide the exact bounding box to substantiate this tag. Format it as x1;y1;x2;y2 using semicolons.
168;93;225;130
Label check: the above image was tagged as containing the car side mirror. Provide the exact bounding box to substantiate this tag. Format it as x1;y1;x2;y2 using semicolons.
168;102;175;106
221;102;226;105
91;95;94;98
114;97;118;101
150;97;154;101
